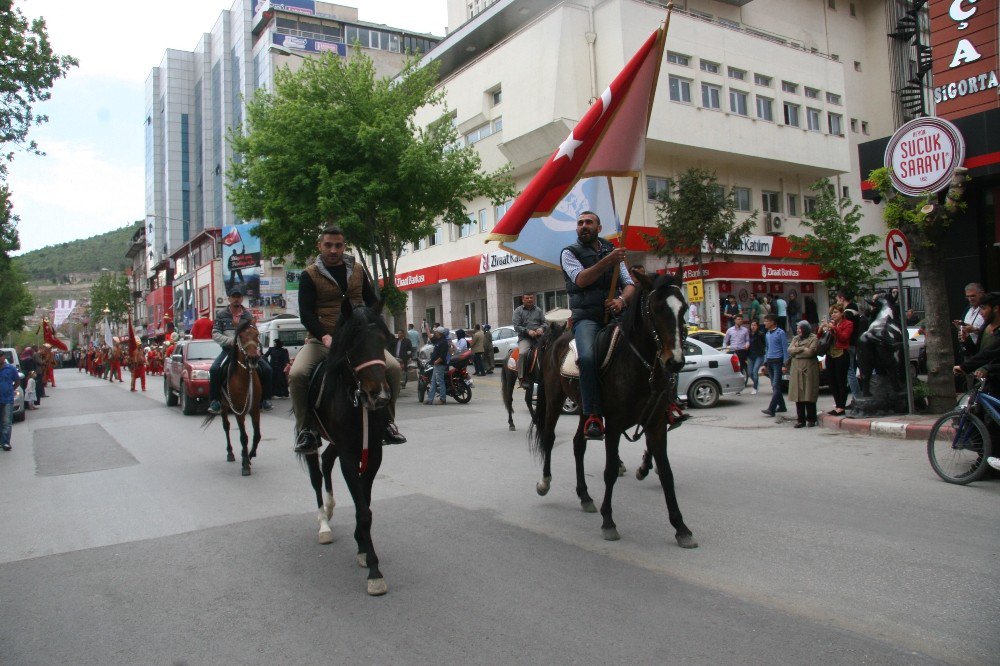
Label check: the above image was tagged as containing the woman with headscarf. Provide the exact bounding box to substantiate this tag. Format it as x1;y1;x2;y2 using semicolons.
263;339;291;398
787;320;820;428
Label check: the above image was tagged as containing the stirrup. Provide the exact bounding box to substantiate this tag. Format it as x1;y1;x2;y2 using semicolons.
583;414;604;440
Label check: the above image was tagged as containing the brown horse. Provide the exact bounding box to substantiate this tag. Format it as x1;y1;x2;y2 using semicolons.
204;319;262;476
529;272;696;547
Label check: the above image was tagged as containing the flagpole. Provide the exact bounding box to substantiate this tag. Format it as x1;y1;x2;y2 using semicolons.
605;176;639;316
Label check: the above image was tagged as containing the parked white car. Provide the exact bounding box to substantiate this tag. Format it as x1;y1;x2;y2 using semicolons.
677;338;746;408
489;326;518;366
1;348;26;422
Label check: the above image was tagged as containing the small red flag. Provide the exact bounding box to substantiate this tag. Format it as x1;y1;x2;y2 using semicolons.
222;227;242;246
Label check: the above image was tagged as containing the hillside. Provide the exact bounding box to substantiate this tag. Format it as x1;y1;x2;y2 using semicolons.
15;221;142;281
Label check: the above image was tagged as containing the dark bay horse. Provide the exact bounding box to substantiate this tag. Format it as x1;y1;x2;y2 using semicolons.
204;319;262;476
501;348;534;431
302;300;393;596
530;272;697;548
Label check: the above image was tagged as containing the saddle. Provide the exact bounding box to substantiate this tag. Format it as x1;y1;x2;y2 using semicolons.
559;325;623;379
505;345;540;374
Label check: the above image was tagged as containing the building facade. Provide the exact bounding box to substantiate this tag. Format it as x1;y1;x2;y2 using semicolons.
391;0;906;332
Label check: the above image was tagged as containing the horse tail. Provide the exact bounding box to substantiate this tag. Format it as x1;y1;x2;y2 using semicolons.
201;413;218;429
528;348;550;462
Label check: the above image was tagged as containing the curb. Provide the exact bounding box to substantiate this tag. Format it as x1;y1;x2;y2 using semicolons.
818;413;936;440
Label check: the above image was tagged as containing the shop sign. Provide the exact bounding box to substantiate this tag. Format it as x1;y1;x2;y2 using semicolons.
929;0;1000;120
480;249;531;273
884;117;966;195
394;266;439;291
701;234;775;257
686;279;704;304
681;262;825;282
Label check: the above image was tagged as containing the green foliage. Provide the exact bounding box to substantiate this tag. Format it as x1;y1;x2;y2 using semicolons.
868;167;967;251
788;178;887;294
228;49;515;313
0;184;20;268
87;271;131;326
0;261;33;339
645;168;757;268
0;0;78;177
13;221;139;280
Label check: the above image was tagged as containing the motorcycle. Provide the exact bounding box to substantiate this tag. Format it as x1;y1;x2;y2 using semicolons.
417;350;474;404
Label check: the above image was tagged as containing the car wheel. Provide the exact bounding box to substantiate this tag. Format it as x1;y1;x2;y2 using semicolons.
181;382;198;415
13;409;24;423
164;377;178;406
687;378;720;408
417;378;426;403
561;396;580;415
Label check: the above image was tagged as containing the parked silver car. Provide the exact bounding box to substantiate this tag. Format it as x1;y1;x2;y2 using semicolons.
490;326;518;366
678;338;745;408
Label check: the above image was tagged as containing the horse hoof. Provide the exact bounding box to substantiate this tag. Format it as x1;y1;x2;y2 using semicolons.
356;552;367;568
635;468;648;481
242;466;251;476
227;453;235;462
509;424;516;432
536;477;551;496
580;500;597;513
617;463;626;477
602;527;620;541
367;578;388;596
318;528;333;545
676;534;699;549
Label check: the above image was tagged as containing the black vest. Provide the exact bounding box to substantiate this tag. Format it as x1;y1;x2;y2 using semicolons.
562;239;615;322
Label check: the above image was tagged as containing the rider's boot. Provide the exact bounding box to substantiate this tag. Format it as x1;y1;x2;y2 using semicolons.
293;429;320;454
384;421;406;445
261;399;273;411
584;414;604;440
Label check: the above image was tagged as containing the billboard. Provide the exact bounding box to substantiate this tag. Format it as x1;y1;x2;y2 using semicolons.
221;222;262;299
930;0;999;120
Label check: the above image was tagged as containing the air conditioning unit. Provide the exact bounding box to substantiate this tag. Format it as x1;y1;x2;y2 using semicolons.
216;297;225;305
765;215;784;235
270;257;284;268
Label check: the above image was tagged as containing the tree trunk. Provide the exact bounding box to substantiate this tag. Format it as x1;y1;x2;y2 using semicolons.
913;245;956;412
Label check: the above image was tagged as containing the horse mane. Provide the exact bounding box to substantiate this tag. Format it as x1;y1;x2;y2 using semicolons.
327;305;390;372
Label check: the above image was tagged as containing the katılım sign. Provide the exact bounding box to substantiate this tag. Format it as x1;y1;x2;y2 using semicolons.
930;0;999;120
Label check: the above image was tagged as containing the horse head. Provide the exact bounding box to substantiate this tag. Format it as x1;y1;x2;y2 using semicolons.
630;271;688;372
336;299;392;411
234;319;261;369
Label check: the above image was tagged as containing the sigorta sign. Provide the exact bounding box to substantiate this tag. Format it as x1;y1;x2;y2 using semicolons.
930;0;1000;120
884;116;966;195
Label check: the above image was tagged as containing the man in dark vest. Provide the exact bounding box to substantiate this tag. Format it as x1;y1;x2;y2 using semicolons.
289;225;406;453
560;210;635;440
207;286;273;413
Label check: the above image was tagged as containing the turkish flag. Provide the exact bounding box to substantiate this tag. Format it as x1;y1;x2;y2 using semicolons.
222;227;242;246
127;315;137;354
487;22;667;247
42;320;68;351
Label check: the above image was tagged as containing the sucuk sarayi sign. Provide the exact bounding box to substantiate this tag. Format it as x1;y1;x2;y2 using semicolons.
884;116;966;195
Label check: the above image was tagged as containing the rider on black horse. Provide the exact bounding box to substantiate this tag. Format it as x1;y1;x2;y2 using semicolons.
559;210;636;440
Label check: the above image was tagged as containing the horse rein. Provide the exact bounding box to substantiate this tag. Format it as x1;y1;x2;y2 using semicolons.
344;353;388;476
222;325;260;417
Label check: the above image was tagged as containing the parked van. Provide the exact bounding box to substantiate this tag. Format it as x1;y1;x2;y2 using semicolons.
257;314;308;360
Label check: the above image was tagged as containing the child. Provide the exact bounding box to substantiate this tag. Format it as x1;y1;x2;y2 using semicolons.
25;371;38;409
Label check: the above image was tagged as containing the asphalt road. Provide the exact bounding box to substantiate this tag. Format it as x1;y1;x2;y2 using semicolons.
0;368;997;664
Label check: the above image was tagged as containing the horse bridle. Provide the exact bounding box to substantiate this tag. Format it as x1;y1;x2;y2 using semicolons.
235;325;260;369
347;354;387;408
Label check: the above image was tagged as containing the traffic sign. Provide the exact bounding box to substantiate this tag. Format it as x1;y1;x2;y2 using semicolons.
685;279;704;303
885;229;911;273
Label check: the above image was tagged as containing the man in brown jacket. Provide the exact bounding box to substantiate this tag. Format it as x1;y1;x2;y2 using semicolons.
289;226;405;453
470;324;486;376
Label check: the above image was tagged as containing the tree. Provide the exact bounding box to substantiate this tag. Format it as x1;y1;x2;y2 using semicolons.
0;0;78;178
88;271;131;330
869;166;968;412
645;168;757;272
788;178;887;295
0;184;19;268
0;261;33;340
229;50;515;313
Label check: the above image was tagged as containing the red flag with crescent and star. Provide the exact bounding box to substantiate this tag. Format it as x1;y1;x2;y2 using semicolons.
127;313;138;354
486;22;668;256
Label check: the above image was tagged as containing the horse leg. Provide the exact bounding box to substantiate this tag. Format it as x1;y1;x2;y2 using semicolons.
534;377;563;496
249;409;261;459
305;448;332;544
635;446;654;480
599;425;623;541
573;417;596;513
321;444;337;521
340;446;386;596
239;417;251;476
647;420;697;548
502;369;516;431
222;413;235;462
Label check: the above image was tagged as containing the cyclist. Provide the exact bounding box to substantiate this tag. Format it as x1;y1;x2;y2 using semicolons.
953;292;1000;472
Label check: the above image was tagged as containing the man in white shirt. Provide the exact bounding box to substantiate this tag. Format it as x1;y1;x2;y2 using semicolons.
958;282;986;347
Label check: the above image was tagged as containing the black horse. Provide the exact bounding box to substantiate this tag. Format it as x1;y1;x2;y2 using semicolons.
301;300;393;596
530;272;697;547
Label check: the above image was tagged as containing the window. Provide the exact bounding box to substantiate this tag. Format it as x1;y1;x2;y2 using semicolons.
478;208;489;232
701;83;721;109
850;118;858;133
464;117;502;144
804;196;817;215
729;89;748;116
647;176;669;200
842;185;850;199
762;191;781;214
728;67;746;81
805;87;820;99
787;194;798;217
828;112;843;136
807;107;822;131
428;225;443;246
826;92;842;105
667;51;690;66
668;75;692;103
754;73;772;87
459;215;475;238
492;117;503;133
784;102;800;127
756;96;774;121
861;120;869;135
491;88;502;106
732;187;751;212
781;80;798;93
495;199;512;221
700;59;720;74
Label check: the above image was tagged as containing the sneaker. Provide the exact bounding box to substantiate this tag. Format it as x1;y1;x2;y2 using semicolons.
775;407;788;413
434;398;446;405
293;430;319;454
761;409;775;417
384;423;406;444
584;414;604;440
751;388;758;395
261;399;273;411
987;457;1000;471
1;444;10;451
208;400;222;414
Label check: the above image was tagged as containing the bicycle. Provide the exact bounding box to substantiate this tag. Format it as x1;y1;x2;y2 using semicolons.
926;378;996;484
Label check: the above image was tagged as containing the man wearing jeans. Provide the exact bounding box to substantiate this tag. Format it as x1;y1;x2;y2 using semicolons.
0;354;20;451
560;211;635;440
762;314;790;417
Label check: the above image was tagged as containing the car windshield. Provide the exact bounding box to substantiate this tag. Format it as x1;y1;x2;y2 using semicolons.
276;329;307;347
2;350;14;364
186;341;222;360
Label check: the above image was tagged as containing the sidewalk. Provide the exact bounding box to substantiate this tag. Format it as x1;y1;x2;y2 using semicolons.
818;411;942;440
